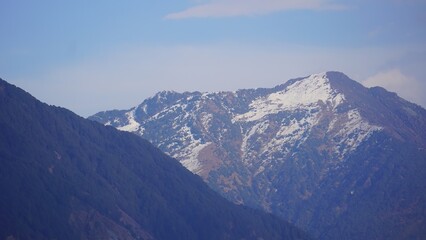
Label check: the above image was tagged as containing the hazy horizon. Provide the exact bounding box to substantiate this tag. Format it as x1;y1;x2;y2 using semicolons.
1;0;425;116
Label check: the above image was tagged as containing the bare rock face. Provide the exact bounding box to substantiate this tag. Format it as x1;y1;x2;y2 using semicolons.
91;71;426;239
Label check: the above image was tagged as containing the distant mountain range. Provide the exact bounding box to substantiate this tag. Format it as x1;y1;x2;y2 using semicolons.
0;78;309;240
91;71;426;239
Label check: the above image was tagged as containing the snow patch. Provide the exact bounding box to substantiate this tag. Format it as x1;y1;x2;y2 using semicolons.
117;110;141;132
241;120;269;160
234;73;344;122
272;114;317;151
180;142;211;174
200;112;213;131
333;109;382;159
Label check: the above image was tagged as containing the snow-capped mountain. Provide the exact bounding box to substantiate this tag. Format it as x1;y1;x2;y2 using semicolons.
90;71;426;239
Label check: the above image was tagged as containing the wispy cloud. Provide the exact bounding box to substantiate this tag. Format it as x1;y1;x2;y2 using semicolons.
165;0;345;19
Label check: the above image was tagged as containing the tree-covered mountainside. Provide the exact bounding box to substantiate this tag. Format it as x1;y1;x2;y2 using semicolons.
0;78;309;240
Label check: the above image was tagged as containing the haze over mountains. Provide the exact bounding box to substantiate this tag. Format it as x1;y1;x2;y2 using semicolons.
0;78;309;240
91;71;426;239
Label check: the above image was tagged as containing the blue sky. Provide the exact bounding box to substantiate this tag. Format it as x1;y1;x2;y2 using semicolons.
1;0;425;116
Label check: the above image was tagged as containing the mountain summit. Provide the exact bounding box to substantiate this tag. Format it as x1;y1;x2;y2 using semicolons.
91;71;426;239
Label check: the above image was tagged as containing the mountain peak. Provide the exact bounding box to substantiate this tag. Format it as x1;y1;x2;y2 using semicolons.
300;71;364;95
294;71;349;82
323;70;349;78
307;71;328;79
233;72;346;122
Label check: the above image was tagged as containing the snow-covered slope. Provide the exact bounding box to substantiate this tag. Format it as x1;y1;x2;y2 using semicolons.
89;71;426;239
96;73;380;171
234;73;344;121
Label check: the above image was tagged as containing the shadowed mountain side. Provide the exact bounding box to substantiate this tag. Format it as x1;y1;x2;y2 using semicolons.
0;78;309;240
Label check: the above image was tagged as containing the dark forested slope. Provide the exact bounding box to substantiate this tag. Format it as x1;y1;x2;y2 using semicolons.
0;78;308;240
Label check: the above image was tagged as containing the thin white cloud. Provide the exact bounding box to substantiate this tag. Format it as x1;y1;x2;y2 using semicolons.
363;69;425;106
165;0;344;19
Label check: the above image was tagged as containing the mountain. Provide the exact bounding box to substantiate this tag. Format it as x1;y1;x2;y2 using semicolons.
0;78;309;240
91;71;426;239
